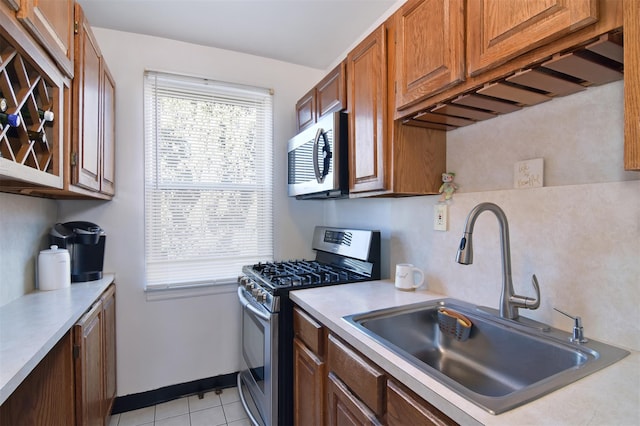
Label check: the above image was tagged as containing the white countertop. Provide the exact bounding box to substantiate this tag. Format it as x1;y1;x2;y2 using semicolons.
290;279;640;426
0;274;115;405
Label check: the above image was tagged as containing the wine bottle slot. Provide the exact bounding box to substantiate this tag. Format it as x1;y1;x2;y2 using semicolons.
0;112;21;127
5;127;47;143
21;108;54;122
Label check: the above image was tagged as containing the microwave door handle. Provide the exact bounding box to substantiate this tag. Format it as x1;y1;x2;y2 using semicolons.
320;130;332;181
312;128;324;183
313;128;333;184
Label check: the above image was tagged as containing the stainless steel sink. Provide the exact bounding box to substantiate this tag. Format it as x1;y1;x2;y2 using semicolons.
344;298;629;414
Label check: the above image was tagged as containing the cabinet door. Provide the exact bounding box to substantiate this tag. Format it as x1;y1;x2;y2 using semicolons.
317;62;346;120
295;88;315;132
0;331;75;426
624;0;640;171
327;373;381;426
467;0;598;75
16;0;74;77
395;0;465;111
72;3;101;192
293;338;325;426
101;64;116;195
101;285;116;418
347;25;387;194
74;301;104;426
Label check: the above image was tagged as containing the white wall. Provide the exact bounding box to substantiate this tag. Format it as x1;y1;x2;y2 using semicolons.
57;28;325;396
0;193;58;306
322;81;640;352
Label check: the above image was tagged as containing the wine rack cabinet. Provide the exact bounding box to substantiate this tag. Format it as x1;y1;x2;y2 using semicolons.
0;8;66;190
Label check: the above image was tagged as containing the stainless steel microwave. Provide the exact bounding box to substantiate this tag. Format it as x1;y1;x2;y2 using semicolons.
287;111;348;199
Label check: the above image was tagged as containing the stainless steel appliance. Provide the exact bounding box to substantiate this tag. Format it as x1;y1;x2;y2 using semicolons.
49;221;106;282
237;226;381;426
287;111;348;199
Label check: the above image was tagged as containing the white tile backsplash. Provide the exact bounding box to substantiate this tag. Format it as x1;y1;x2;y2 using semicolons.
387;181;640;351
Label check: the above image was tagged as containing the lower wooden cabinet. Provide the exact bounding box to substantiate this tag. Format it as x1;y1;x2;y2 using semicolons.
293;307;326;426
387;380;456;426
293;338;325;426
101;285;117;416
327;372;381;426
0;284;116;426
293;305;456;426
74;283;116;426
0;331;76;426
327;334;385;418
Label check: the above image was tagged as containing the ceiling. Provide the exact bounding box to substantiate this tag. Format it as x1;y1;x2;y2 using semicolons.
76;0;398;70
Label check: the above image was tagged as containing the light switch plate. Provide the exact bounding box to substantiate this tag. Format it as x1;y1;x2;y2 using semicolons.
514;158;544;189
434;204;448;231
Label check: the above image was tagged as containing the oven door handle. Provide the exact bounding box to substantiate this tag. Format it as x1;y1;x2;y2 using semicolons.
237;373;262;426
237;286;271;322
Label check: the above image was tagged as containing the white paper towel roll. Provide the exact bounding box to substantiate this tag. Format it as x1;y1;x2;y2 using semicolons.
38;245;71;291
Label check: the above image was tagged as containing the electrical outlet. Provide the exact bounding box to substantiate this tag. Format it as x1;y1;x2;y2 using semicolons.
434;204;448;231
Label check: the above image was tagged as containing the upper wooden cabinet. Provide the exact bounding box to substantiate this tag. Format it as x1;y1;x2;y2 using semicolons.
347;25;387;194
101;64;116;195
16;0;74;78
466;0;598;76
0;4;67;191
0;2;116;199
72;2;115;197
347;23;446;197
624;0;640;171
394;0;465;111
296;62;346;132
73;3;101;192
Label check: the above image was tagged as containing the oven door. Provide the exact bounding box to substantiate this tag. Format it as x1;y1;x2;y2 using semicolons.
237;286;278;426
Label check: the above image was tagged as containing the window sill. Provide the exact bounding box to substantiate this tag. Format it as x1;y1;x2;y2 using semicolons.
144;281;237;301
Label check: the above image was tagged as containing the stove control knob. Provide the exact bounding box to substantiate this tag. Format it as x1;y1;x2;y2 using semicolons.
237;276;246;285
257;291;268;302
245;281;256;291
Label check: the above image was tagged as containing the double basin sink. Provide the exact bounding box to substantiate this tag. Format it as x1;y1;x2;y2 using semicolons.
344;298;629;415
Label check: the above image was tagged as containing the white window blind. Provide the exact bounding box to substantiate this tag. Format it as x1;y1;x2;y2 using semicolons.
144;71;273;289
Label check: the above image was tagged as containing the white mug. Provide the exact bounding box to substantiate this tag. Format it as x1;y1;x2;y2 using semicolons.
395;263;425;291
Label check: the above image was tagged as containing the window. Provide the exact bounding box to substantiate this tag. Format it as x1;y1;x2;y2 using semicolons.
144;71;273;289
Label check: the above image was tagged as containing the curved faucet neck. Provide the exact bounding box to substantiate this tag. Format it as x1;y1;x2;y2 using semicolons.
460;202;518;319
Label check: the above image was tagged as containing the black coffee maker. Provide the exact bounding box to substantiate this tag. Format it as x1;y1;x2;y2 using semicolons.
50;221;106;282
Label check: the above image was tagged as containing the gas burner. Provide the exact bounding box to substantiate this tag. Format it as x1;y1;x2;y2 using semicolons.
249;260;366;289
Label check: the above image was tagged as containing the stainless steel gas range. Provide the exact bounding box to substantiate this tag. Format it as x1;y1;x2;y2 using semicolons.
236;226;381;426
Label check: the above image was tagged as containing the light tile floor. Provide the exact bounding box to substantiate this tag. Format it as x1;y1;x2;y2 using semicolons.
109;386;250;426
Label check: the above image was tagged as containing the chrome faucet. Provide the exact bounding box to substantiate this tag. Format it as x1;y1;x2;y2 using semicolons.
456;202;540;319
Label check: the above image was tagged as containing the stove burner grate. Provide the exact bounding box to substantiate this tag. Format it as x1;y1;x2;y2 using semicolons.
251;260;365;288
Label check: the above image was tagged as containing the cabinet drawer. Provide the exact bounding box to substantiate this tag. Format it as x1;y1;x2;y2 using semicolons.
327;372;382;426
293;307;324;356
387;380;456;426
327;334;385;416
